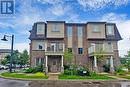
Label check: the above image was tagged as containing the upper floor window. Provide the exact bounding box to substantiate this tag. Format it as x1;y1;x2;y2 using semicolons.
92;25;100;33
106;25;114;35
39;45;43;50
78;26;83;37
37;24;45;35
67;26;72;37
78;48;83;54
37;43;44;50
52;23;60;32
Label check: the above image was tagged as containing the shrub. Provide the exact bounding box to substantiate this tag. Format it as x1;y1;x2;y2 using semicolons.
24;67;34;73
115;66;126;75
64;69;72;75
24;65;44;73
77;68;90;76
90;71;97;76
64;65;90;76
103;64;110;72
64;65;70;70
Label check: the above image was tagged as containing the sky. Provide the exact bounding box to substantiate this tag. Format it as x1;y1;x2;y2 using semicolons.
0;0;130;57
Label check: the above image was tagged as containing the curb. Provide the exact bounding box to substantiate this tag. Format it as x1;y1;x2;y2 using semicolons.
0;75;129;82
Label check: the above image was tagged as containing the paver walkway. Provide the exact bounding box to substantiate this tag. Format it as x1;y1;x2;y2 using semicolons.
48;73;60;80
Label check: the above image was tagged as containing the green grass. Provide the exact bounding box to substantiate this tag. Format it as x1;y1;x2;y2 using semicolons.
1;72;48;80
59;74;115;80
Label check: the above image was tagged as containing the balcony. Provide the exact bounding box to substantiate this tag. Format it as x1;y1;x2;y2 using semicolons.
45;43;64;55
88;43;113;56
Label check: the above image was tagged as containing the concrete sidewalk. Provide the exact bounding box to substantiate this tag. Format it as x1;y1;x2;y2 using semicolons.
48;73;60;80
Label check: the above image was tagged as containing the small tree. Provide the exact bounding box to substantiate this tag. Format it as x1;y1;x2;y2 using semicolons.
64;49;74;65
19;49;29;67
1;55;10;65
124;51;130;71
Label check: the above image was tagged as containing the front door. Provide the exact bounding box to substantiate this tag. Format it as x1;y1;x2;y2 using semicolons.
48;56;61;73
51;60;58;72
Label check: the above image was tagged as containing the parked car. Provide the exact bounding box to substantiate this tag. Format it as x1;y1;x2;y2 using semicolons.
0;65;8;70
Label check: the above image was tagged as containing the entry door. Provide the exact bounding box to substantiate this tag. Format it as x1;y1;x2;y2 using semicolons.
51;60;58;72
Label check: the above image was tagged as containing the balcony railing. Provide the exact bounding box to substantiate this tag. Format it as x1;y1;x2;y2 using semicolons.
45;44;64;55
88;44;113;55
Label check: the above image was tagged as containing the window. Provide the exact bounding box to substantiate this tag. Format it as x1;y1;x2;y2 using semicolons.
36;58;44;66
78;48;83;54
52;23;60;32
106;25;114;35
107;42;113;52
37;24;45;34
39;45;43;50
67;26;72;37
92;25;100;32
78;26;83;37
37;42;44;50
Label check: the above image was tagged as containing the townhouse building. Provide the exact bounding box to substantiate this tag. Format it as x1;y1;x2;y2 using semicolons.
29;21;122;73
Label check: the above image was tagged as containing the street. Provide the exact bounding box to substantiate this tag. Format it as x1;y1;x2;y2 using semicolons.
0;69;30;87
0;78;29;87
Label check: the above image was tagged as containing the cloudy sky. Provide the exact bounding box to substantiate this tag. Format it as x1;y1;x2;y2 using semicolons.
0;0;130;57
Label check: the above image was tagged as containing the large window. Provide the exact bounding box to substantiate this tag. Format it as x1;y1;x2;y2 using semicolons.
35;58;44;66
78;26;83;37
52;23;60;32
78;48;83;54
92;25;100;33
67;26;72;37
37;24;45;34
106;25;114;35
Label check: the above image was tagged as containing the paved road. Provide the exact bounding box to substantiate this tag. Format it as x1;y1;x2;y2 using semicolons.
0;78;30;87
0;70;30;87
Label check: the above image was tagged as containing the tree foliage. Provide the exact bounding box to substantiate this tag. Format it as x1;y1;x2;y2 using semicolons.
1;49;29;66
123;51;130;71
64;49;74;65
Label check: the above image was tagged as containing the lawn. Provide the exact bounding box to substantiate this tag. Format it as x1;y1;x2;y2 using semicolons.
1;72;48;80
59;74;115;80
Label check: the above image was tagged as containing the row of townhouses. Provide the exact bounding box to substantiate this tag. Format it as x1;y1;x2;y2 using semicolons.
29;21;122;73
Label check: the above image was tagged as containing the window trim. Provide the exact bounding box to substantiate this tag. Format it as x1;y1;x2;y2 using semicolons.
36;24;45;35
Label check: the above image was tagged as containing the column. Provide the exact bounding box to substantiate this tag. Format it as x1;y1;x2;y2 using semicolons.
93;56;98;72
45;42;47;52
110;56;114;73
45;56;48;73
63;43;65;52
61;56;64;73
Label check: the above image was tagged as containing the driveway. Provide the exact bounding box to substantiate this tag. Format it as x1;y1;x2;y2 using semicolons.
0;78;30;87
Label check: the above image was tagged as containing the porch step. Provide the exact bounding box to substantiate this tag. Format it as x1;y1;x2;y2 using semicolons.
48;73;60;80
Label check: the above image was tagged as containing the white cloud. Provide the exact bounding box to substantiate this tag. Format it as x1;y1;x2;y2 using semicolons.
0;22;15;28
50;4;71;16
77;0;130;10
102;12;127;22
101;12;130;57
37;0;63;4
0;42;29;53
